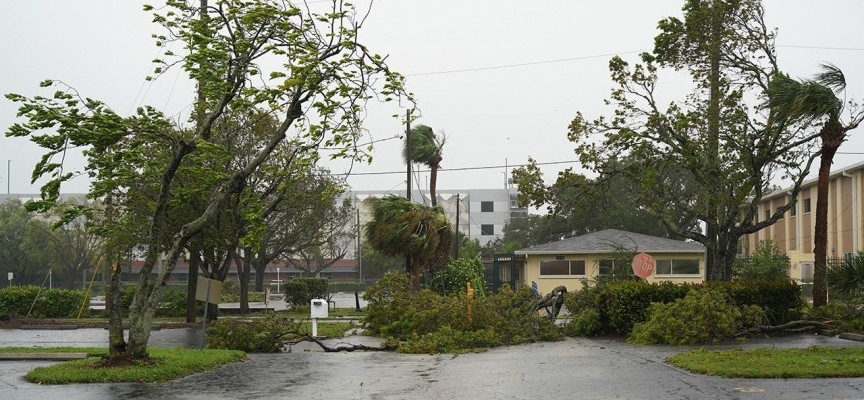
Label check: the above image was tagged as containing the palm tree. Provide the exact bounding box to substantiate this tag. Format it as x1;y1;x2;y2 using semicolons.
403;125;446;206
768;64;864;307
363;196;452;289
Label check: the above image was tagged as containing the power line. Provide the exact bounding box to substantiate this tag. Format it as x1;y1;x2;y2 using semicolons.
403;44;863;78
337;159;579;177
405;50;643;77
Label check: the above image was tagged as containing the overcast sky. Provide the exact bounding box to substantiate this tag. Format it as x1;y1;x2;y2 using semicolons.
1;0;862;197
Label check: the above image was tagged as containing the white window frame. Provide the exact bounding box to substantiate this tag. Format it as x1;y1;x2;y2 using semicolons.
654;258;701;276
539;259;586;277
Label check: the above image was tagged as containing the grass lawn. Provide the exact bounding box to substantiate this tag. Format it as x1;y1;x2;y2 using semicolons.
667;346;864;378
278;307;364;320
0;347;246;384
296;321;358;338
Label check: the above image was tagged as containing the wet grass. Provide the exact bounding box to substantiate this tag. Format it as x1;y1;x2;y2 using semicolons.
12;347;246;384
277;307;364;319
667;346;864;378
298;321;358;337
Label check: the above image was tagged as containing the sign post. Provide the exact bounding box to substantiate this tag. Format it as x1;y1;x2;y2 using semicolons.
631;252;655;279
7;272;11;288
195;277;223;350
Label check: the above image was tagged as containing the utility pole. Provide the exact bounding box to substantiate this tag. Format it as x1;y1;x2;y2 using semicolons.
356;208;362;283
454;193;460;259
405;109;412;274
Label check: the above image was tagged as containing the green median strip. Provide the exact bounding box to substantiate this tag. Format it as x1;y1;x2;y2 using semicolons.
668;346;864;378
0;347;246;384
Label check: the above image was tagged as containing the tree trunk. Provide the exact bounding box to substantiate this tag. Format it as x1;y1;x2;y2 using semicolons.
104;192;127;356
429;159;441;207
411;256;421;289
239;253;254;314
253;259;266;292
186;247;200;323
813;120;845;308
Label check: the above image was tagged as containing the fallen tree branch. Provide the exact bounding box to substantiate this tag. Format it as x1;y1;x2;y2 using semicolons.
530;285;567;320
736;320;836;337
297;335;396;352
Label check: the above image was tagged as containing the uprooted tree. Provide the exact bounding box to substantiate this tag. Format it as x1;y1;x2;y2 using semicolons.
6;0;409;361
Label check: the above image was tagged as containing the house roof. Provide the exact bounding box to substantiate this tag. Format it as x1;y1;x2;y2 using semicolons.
514;229;705;255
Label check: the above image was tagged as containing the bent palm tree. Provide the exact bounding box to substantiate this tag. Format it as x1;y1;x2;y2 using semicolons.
364;196;452;289
768;64;864;307
403;125;446;206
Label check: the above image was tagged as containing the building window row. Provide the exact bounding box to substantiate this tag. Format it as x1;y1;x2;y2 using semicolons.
539;260;586;277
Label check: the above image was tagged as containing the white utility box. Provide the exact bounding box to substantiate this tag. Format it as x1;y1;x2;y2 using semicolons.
310;299;329;318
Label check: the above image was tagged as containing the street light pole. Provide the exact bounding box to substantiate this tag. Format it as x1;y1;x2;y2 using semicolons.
276;267;280;293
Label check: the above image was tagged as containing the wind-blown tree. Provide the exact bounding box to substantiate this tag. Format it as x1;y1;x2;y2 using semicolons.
42;205;105;289
564;0;826;280
767;64;863;306
403;124;446;206
363;196;451;289
6;0;408;361
0;200;50;285
512;158;700;241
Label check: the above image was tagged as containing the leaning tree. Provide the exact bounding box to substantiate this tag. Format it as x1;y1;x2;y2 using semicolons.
6;0;409;361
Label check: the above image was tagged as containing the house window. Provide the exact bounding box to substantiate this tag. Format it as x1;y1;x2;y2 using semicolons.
764;209;770;221
791;204;797;217
599;260;614;275
480;224;494;235
655;259;700;275
800;262;814;281
804;198;811;213
540;259;585;276
845;252;855;262
481;201;494;212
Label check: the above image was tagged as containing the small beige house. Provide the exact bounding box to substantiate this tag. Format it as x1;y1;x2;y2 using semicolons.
515;229;706;295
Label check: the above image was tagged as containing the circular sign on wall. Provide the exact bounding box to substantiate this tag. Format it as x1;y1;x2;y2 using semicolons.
631;252;655;279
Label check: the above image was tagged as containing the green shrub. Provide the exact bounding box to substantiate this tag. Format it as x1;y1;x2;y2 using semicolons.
563;279;801;338
431;257;486;297
36;289;90;318
207;314;302;352
732;239;791;282
364;273;561;353
808;302;864;333
628;288;764;344
0;285;41;317
0;286;88;318
705;280;803;325
282;278;329;306
283;280;310;306
597;280;692;336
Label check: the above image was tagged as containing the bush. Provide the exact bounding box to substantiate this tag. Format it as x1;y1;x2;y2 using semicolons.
0;286;88;318
602;280;692;335
283;280;309;306
363;273;561;353
207;313;302;352
705;280;803;325
628;288;764;344
282;278;329;306
431;257;486;297
808;302;864;333
563;279;802;338
732;239;791;282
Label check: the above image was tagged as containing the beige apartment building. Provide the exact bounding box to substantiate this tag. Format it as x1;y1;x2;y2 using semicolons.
741;161;864;282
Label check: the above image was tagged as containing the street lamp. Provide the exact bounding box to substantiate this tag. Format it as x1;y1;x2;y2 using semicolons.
276;267;280;293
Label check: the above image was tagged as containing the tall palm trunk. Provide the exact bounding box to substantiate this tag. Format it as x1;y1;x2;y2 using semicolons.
813;119;845;308
429;155;441;207
411;255;422;289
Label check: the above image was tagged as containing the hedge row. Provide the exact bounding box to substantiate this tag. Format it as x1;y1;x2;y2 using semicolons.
0;286;90;318
283;278;329;306
564;279;803;336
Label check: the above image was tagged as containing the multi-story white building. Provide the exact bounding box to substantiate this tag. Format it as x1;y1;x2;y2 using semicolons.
346;188;527;247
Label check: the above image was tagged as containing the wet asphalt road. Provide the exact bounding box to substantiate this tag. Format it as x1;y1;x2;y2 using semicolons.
4;329;864;400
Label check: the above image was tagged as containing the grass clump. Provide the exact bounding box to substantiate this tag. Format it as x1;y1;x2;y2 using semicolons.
21;347;246;384
668;346;864;378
